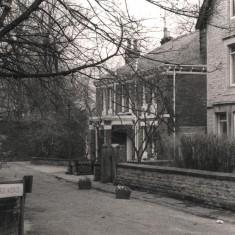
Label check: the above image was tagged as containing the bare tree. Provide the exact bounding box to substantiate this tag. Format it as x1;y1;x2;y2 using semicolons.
0;0;208;163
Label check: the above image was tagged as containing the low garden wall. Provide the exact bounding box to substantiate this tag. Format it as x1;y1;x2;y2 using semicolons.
127;160;173;166
31;157;73;166
116;163;235;210
31;157;94;175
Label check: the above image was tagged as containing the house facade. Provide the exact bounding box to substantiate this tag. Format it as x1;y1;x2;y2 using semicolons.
196;0;235;137
89;32;207;162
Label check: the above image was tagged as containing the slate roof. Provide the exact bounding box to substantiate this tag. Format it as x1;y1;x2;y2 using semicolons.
115;31;201;76
95;31;202;86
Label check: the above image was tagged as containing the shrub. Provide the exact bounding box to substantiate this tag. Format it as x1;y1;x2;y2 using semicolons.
173;134;235;173
78;177;91;184
158;134;180;162
78;177;92;190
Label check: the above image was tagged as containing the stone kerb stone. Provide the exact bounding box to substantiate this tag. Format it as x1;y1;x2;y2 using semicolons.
116;163;235;210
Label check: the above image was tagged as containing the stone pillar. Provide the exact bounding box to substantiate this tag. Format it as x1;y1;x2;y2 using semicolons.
105;130;112;146
101;145;112;183
94;126;101;181
126;136;132;161
111;145;120;184
94;162;101;181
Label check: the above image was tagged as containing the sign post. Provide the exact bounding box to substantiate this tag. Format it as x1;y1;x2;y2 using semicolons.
0;178;23;235
0;183;23;198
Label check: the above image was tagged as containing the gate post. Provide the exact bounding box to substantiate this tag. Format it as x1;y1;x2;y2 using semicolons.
111;145;120;185
101;145;112;183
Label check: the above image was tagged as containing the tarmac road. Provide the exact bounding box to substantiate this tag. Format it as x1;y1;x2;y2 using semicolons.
1;163;235;235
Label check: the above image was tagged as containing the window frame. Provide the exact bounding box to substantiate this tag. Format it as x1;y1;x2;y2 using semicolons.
231;0;235;18
217;113;228;136
230;45;235;86
102;88;106;116
233;112;235;138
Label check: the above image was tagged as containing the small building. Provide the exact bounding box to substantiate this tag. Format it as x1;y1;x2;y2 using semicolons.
89;31;207;162
196;0;235;137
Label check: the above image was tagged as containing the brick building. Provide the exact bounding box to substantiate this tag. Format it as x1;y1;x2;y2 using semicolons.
196;0;235;137
89;31;207;162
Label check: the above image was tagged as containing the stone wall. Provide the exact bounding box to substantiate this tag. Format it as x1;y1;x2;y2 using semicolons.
77;161;93;175
31;157;72;166
116;163;235;210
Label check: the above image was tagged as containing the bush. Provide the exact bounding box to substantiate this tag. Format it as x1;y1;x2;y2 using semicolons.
78;177;91;184
173;134;235;173
78;177;92;190
159;134;180;161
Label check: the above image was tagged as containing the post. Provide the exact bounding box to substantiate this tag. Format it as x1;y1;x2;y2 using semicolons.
173;67;176;160
19;194;25;235
111;145;119;184
67;103;72;174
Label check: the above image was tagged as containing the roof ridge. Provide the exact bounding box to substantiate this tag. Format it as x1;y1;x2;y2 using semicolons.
147;30;199;55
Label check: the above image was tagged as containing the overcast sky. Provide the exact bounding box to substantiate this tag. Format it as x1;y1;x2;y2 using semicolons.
80;0;202;68
123;0;201;49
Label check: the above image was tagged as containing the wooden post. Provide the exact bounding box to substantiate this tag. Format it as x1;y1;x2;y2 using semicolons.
19;175;33;234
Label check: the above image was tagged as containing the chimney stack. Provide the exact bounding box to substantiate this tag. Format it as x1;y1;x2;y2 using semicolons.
164;27;170;38
160;11;173;45
127;38;131;50
133;39;140;58
125;39;140;64
160;27;173;45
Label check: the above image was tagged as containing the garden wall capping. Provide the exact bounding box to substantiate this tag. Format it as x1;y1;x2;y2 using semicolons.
117;163;235;181
31;157;77;166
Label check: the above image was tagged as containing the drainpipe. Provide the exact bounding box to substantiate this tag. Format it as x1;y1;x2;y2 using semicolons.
134;59;139;160
95;125;98;161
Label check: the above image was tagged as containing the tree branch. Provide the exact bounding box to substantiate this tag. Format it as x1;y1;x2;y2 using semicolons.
0;0;45;39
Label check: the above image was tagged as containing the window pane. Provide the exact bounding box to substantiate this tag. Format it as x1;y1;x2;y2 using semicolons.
231;45;235;53
219;113;226;121
222;122;227;134
233;113;235;138
217;113;227;136
233;0;235;16
232;53;235;84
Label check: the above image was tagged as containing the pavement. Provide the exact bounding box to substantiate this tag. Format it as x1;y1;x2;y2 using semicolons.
14;161;235;225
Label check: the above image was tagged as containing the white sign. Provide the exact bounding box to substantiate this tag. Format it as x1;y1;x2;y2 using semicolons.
0;184;23;198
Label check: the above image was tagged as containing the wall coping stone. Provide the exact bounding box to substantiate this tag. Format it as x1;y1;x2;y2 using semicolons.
31;157;79;162
117;163;235;181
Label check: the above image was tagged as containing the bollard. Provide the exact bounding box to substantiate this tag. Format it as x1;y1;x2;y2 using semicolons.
23;175;33;193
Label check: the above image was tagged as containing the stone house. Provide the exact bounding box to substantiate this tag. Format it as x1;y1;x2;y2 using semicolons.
89;31;207;162
196;0;235;137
